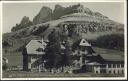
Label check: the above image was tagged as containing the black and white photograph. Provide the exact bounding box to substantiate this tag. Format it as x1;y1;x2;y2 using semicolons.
1;0;127;80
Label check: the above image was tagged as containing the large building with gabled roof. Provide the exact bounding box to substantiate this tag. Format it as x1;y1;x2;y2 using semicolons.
22;39;47;71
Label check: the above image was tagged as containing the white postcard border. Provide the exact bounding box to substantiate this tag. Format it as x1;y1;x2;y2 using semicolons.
0;0;127;80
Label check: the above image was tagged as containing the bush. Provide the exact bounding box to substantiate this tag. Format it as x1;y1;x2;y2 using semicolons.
2;41;10;48
89;34;124;51
2;64;8;71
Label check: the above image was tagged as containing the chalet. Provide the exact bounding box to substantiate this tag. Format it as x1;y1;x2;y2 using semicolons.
72;39;96;72
22;39;47;72
22;38;67;72
72;39;124;75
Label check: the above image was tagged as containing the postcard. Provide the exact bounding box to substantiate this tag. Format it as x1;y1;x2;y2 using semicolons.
0;0;127;80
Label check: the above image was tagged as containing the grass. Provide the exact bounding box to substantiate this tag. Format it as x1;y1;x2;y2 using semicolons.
3;71;90;78
3;71;124;78
3;52;23;67
93;47;124;57
82;31;123;40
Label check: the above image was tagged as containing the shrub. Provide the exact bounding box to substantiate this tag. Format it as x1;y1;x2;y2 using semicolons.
90;34;124;51
2;64;8;71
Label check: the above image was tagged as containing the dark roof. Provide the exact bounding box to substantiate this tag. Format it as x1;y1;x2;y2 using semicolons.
99;54;124;61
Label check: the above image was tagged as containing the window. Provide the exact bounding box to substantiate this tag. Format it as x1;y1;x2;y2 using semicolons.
77;63;80;68
36;48;44;52
108;64;111;68
117;64;120;68
31;56;40;59
100;69;106;73
109;70;111;74
78;51;80;54
32;56;38;59
113;64;116;68
83;41;85;43
113;70;115;74
121;64;124;67
96;71;98;74
118;70;120;74
81;48;85;51
122;70;124;74
32;56;35;59
95;65;98;68
100;65;106;68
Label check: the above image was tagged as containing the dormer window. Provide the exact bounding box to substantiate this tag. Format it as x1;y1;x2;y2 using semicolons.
37;41;42;44
36;48;44;52
83;41;85;43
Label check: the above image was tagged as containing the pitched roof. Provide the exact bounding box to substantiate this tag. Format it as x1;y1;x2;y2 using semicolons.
79;39;91;46
26;40;47;55
99;54;124;61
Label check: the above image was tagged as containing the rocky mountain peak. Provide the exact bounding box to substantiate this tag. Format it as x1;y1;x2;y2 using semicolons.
39;6;52;14
32;4;109;25
33;6;52;24
54;4;64;9
20;16;31;25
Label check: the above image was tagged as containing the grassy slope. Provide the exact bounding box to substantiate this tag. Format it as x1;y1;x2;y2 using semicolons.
3;52;23;67
93;47;124;57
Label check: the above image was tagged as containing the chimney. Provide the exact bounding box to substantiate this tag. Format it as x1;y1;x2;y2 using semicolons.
42;37;47;47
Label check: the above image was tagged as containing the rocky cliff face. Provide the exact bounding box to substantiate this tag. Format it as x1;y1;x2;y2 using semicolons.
11;4;111;32
52;5;65;20
32;4;109;25
33;6;52;24
11;16;33;32
9;4;123;38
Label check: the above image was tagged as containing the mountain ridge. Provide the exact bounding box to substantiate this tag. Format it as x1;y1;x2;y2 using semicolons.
2;4;124;53
10;4;123;32
33;4;110;25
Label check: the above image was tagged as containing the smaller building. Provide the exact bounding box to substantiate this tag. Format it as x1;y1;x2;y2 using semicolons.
72;39;96;71
93;54;124;74
72;38;124;75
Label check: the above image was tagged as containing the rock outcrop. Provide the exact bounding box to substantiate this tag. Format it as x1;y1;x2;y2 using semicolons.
33;7;52;24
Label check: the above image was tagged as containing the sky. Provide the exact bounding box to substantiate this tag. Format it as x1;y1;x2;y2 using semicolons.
2;2;125;33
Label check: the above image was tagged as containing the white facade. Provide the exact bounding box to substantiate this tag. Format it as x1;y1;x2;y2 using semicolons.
28;55;45;72
94;64;124;74
106;64;124;74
